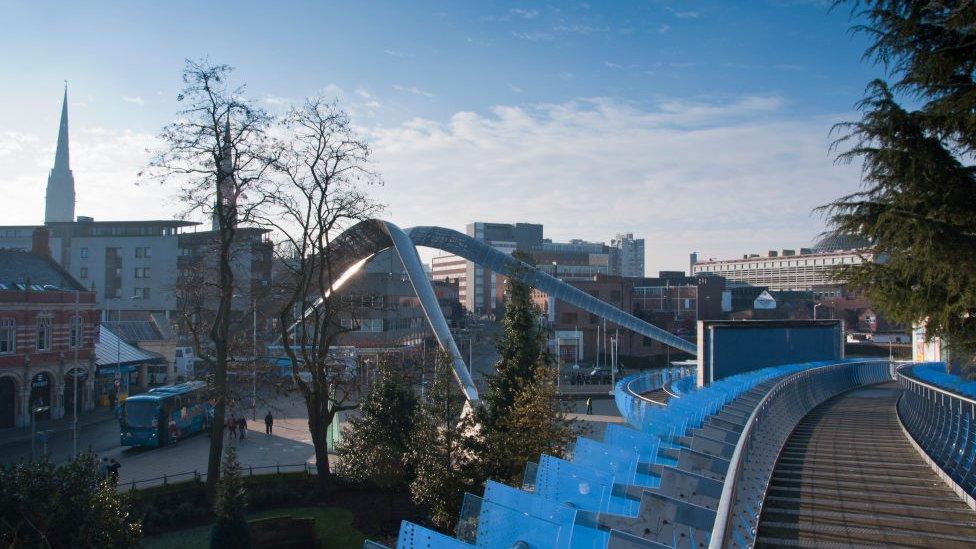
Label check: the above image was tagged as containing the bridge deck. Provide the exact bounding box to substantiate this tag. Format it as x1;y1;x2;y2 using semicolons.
757;383;976;548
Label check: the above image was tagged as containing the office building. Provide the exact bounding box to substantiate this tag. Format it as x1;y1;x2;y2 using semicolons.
610;233;645;277
691;235;872;297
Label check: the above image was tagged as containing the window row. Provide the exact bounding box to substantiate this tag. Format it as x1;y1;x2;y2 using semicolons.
78;247;153;260
0;316;85;354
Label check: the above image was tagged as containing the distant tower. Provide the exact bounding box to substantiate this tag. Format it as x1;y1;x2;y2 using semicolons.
689;251;699;275
45;85;75;223
211;116;236;231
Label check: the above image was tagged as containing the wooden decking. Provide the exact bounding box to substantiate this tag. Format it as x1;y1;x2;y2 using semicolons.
756;383;976;548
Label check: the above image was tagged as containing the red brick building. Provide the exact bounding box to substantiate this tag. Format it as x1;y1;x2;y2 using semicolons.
0;243;99;428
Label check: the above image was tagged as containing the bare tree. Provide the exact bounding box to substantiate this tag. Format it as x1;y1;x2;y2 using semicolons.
142;59;274;499
259;97;382;492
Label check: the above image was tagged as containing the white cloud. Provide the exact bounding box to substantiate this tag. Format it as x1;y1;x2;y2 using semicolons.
0;127;177;225
392;84;435;98
512;30;554;42
510;8;539;19
508;84;523;93
383;49;412;58
261;94;290;106
365;96;860;273
675;11;700;19
122;96;145;106
657;24;671;34
603;61;623;69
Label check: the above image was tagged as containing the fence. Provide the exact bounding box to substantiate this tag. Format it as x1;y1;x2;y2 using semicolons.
612;365;696;426
121;462;315;491
709;359;891;548
896;362;976;509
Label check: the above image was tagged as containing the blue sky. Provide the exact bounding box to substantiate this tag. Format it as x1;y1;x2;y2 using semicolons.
0;0;879;272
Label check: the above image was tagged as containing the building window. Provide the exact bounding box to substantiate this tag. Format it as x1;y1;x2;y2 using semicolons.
0;319;14;354
135;267;151;278
79;267;88;279
134;288;151;299
80;247;89;259
135;247;152;258
69;316;83;349
36;317;52;351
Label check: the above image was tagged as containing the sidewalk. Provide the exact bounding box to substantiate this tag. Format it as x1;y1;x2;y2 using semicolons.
0;408;116;446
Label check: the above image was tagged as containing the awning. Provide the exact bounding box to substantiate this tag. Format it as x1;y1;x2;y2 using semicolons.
95;327;166;368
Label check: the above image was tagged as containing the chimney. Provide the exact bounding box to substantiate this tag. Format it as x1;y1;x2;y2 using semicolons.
31;227;51;258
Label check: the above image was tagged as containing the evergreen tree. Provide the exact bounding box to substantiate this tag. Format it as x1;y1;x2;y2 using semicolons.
336;358;417;488
826;1;976;375
480;255;551;429
210;446;250;549
408;352;473;532
0;453;142;548
484;363;576;486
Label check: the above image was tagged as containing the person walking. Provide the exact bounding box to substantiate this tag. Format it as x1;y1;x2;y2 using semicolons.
237;416;246;441
228;416;237;440
108;458;121;485
585;397;593;415
264;411;274;436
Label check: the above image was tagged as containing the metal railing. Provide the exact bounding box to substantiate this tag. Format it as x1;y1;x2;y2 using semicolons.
896;363;976;508
709;359;891;548
120;462;314;491
613;366;696;426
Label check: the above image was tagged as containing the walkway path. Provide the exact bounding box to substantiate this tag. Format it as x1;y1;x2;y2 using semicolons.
757;383;976;548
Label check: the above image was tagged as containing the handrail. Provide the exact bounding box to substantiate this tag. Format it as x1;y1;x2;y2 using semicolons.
709;359;890;548
896;363;976;406
895;362;976;509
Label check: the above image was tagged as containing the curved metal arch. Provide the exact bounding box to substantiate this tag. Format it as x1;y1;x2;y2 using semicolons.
406;225;697;355
309;219;697;403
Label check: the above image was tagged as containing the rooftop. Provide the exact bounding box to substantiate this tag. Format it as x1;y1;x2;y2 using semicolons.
0;250;85;291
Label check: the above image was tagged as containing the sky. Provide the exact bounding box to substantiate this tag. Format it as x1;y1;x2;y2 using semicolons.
0;0;881;273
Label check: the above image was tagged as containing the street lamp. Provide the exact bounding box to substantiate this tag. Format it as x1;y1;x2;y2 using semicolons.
30;404;51;460
813;303;823;320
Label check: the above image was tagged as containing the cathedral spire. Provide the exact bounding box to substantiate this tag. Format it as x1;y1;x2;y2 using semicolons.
45;83;76;223
54;83;70;170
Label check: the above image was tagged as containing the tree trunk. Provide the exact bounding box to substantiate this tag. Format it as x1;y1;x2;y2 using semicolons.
307;394;335;494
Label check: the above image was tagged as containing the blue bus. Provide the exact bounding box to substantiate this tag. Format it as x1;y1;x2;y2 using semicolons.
120;381;212;447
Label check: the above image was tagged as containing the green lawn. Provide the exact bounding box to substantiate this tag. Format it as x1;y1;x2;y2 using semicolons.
141;506;367;549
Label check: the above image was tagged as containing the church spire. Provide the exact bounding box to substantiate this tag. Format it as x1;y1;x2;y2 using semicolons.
54;84;69;170
45;83;76;223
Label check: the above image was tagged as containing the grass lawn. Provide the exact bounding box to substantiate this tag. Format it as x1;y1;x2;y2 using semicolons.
141;506;367;549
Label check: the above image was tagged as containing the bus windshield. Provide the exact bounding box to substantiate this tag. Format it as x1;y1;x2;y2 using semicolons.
122;400;159;428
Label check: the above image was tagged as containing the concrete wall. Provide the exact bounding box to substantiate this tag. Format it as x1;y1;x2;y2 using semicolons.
697;319;844;386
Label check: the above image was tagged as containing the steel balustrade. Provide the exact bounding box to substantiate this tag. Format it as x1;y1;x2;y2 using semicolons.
613;367;695;426
896;363;976;508
708;359;892;549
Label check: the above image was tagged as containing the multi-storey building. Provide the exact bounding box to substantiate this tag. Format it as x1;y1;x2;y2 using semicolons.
537;272;725;367
691;235;872;297
610;233;645;277
0;241;99;428
431;221;647;315
0;90;273;322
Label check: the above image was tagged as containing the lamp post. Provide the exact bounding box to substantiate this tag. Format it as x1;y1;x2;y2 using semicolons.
72;289;79;457
30;404;50;460
813;302;823;320
252;295;257;421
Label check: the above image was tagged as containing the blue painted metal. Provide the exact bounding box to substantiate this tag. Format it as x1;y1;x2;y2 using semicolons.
897;362;976;506
367;358;898;548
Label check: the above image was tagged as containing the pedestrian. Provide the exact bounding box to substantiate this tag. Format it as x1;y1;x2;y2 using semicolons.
264;411;274;435
585;397;593;415
98;457;110;481
237;416;246;440
168;419;179;444
228;416;237;440
108;458;121;485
